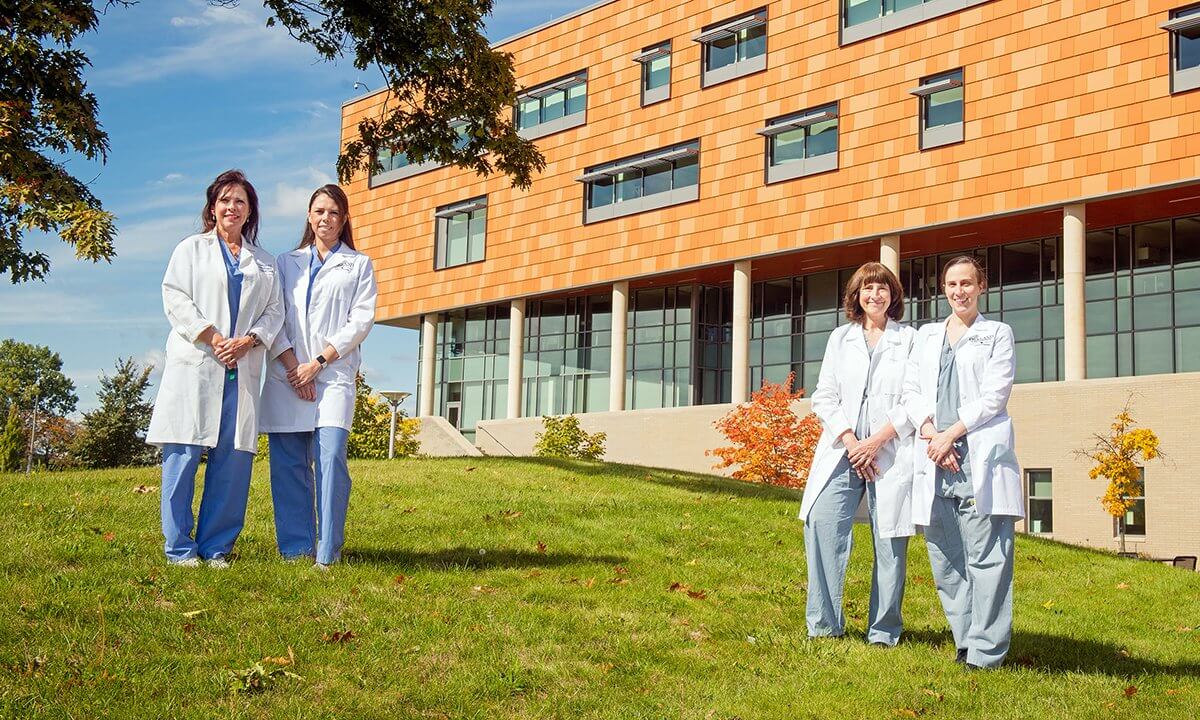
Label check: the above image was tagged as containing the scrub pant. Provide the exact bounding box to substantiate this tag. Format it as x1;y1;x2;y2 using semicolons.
160;374;253;562
924;472;1016;668
268;427;352;565
805;455;910;645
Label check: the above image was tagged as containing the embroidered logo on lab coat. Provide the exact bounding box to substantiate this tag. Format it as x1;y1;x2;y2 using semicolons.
967;334;993;345
255;260;274;275
335;261;355;274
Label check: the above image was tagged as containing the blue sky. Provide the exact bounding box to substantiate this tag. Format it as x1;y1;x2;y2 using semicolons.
0;0;591;415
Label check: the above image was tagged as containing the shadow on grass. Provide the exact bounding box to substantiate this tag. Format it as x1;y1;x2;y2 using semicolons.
903;627;1200;677
508;456;804;503
347;546;628;571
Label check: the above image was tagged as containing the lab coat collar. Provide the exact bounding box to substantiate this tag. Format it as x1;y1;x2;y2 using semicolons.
848;317;902;356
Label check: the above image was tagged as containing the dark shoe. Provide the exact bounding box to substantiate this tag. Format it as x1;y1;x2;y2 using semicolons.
871;641;892;648
966;663;985;671
955;648;968;665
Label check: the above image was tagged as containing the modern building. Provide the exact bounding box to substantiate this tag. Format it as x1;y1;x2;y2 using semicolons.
342;0;1200;560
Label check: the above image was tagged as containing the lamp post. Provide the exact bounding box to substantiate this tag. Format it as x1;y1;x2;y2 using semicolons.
25;372;40;475
380;391;412;459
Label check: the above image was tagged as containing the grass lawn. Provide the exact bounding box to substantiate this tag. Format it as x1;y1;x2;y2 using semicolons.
1;457;1197;719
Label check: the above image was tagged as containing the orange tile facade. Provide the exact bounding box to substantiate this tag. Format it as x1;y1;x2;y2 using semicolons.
341;0;1200;326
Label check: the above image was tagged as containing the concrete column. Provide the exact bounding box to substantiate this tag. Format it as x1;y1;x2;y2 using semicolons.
731;260;752;404
609;281;628;412
507;299;525;419
419;314;437;416
880;235;901;275
1064;204;1087;381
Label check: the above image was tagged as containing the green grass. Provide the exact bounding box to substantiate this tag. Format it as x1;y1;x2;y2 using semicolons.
1;457;1197;719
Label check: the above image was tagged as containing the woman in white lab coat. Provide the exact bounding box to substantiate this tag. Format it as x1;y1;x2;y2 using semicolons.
902;255;1022;669
259;184;377;569
147;169;283;567
800;262;917;646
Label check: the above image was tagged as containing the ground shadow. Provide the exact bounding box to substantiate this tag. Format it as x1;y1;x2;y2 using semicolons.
346;546;627;572
511;456;804;503
900;627;1200;677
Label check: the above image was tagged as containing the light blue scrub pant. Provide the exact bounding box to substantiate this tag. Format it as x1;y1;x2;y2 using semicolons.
160;374;254;562
805;455;910;645
924;473;1016;668
268;427;352;565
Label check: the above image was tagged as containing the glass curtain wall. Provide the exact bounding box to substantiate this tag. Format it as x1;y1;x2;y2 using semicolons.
522;294;612;417
428;305;509;441
626;286;693;410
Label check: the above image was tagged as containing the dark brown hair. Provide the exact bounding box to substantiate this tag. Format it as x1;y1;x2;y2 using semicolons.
298;184;356;250
201;169;259;245
940;255;987;288
843;261;905;323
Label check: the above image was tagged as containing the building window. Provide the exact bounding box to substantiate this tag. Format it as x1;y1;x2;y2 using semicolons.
423;305;510;441
522;295;612;416
516;71;587;140
1026;469;1053;534
694;9;767;87
1162;5;1200;93
841;0;992;44
634;42;671;106
434;197;486;270
900;236;1065;383
911;69;964;149
758;103;839;183
1116;468;1147;537
578;141;700;223
627;286;694;410
371;123;470;187
1085;215;1200;378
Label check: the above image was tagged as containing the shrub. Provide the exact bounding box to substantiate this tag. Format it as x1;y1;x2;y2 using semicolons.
393;417;421;459
707;372;822;489
533;415;606;460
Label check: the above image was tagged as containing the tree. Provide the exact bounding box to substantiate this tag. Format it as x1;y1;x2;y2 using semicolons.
707;373;823;489
0;338;77;471
347;373;392;460
72;357;156;468
3;1;542;283
533;415;606;461
1077;400;1164;554
0;407;24;472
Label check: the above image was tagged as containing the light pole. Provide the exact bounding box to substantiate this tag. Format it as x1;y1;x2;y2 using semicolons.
25;373;40;474
380;391;412;459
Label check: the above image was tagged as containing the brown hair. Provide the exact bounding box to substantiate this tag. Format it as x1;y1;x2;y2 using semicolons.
298;184;356;250
843;261;905;323
201;169;259;245
940;255;987;288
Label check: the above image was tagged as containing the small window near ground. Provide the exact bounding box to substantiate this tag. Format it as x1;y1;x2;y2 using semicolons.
1116;467;1147;537
1026;469;1053;534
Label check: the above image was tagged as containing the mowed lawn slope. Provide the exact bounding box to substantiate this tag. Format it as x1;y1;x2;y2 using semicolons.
1;458;1197;719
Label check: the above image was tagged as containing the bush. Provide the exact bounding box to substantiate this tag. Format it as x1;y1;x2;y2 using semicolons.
533;415;606;460
707;372;821;489
393;417;421;458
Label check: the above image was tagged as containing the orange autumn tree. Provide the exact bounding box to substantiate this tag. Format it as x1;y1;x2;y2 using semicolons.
708;372;822;489
1076;400;1164;554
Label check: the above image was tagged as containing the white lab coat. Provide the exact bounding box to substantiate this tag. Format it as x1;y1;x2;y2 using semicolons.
146;231;284;453
800;320;918;539
259;245;377;433
902;315;1024;526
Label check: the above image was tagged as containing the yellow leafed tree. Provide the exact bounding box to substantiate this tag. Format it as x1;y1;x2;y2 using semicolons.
1077;400;1163;554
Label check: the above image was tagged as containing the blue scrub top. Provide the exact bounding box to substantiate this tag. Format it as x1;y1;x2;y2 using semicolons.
307;241;341;312
219;239;244;380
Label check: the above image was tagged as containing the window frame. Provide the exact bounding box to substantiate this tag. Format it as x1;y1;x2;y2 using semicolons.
694;9;768;88
577;141;701;224
758;102;840;184
434;196;488;270
634;42;672;106
370;122;470;187
1162;5;1200;94
514;71;588;140
911;68;965;150
1115;467;1148;539
1025;468;1053;535
840;0;993;45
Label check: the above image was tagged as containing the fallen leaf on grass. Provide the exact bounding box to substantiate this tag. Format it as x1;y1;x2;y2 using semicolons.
1116;582;1130;590
132;485;158;494
471;585;497;595
921;689;944;701
102;532;115;542
182;609;207;619
688;629;706;642
597;662;614;674
609;577;628;586
263;647;296;667
182;622;197;634
501;510;523;520
613;565;628;575
536;541;547;554
1166;689;1185;696
687;589;708;600
1124;685;1137;698
402;506;417;514
686;559;698;566
1176;626;1193;633
892;708;925;718
322;630;356;644
669;582;688;592
1041;600;1056;609
583;578;596;588
1117;648;1130;658
525;570;542;579
465;466;476;472
393;574;408;585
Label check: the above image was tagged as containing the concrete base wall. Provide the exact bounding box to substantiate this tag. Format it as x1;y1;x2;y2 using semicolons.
474;374;1200;560
416;415;481;457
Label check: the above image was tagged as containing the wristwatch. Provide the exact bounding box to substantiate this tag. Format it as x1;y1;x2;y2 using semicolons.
316;354;328;368
248;332;261;348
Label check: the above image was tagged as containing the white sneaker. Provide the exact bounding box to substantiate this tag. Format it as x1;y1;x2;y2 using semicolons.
170;557;201;567
311;561;330;572
206;557;231;569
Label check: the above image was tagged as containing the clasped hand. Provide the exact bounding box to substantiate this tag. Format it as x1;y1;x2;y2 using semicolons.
845;435;883;481
209;333;253;369
920;421;961;472
287;361;321;394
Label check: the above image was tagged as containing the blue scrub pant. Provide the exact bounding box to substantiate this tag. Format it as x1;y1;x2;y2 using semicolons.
268;427;352;565
924;474;1016;668
805;455;910;645
160;374;253;562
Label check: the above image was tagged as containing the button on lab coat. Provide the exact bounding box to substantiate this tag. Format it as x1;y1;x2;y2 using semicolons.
259;245;377;433
901;315;1024;526
146;231;284;453
800;320;918;539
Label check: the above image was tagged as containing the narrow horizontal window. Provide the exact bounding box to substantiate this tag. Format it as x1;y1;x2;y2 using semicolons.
515;71;588;140
913;69;964;150
1163;5;1200;93
841;0;993;45
635;42;672;106
695;9;767;88
435;196;487;270
760;103;839;183
371;123;470;187
577;142;700;223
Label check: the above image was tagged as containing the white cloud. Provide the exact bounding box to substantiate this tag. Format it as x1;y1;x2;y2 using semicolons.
264;166;334;221
155;173;185;185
